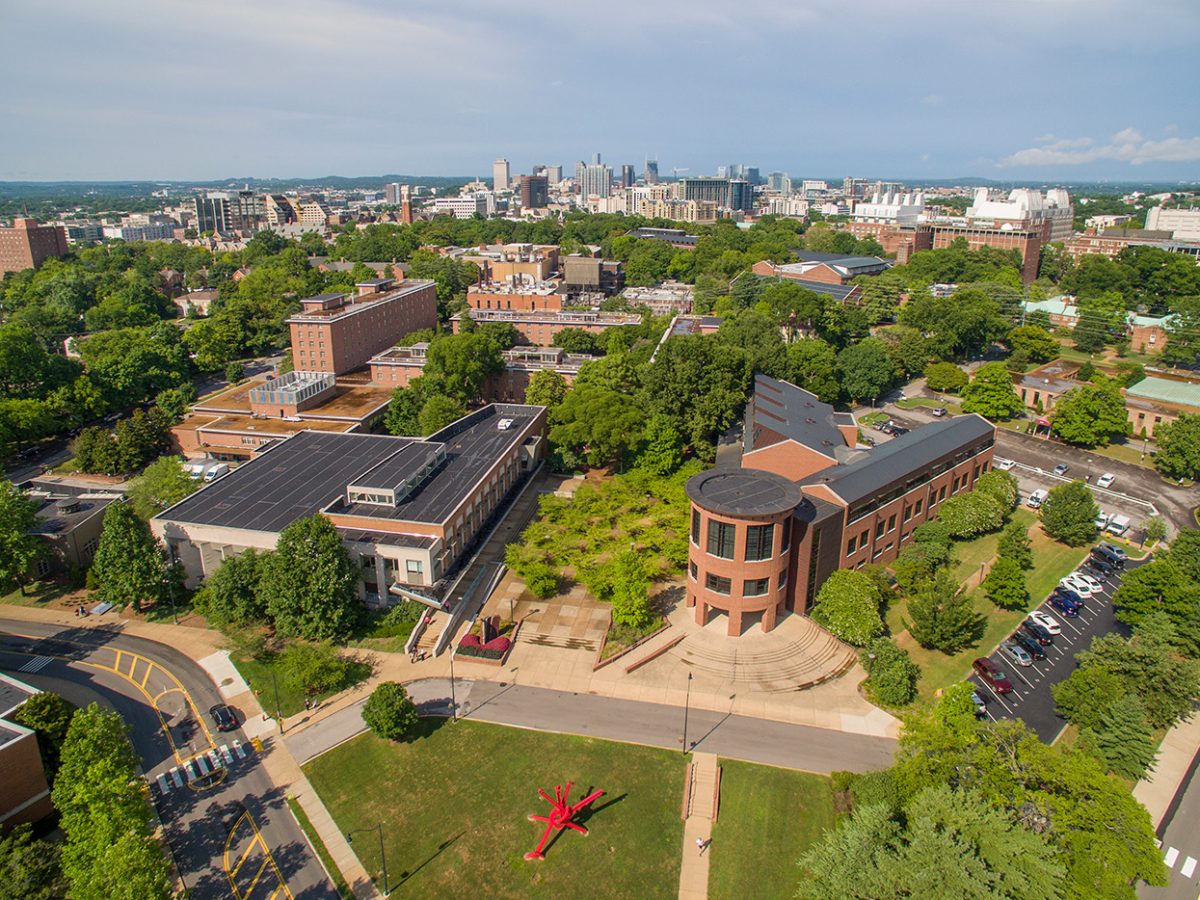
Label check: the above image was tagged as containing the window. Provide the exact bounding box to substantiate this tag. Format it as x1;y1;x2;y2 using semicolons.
902;504;912;523
847;535;857;555
743;578;770;597
705;573;731;595
779;569;788;590
781;518;791;552
887;514;896;533
406;560;423;575
689;561;698;580
860;529;869;546
915;499;923;515
35;558;51;578
939;485;947;502
875;520;885;539
691;509;700;545
707;520;736;559
745;524;774;561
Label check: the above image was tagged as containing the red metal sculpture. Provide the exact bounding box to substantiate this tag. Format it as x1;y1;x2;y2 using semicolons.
524;781;605;861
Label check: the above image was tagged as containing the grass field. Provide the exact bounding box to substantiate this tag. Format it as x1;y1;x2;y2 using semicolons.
708;761;834;900
886;511;1090;697
895;397;961;414
304;720;687;899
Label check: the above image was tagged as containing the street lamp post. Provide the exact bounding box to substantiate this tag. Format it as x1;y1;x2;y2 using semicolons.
347;824;389;896
686;676;696;753
449;650;458;722
271;670;282;734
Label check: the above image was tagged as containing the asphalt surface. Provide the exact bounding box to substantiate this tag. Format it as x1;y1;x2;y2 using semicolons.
285;677;898;774
0;619;334;900
1142;747;1200;899
966;555;1144;741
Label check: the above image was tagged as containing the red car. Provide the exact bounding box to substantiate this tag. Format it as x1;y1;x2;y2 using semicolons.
972;658;1014;695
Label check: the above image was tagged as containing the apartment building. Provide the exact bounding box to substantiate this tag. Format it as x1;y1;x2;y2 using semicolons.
686;375;996;635
467;283;563;313
1145;206;1200;242
288;279;437;375
370;344;597;400
450;309;641;345
0;217;68;275
154;404;547;605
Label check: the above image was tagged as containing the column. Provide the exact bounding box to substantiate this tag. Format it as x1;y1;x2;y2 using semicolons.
375;555;389;605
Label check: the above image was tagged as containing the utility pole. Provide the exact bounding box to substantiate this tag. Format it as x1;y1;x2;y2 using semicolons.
681;673;693;754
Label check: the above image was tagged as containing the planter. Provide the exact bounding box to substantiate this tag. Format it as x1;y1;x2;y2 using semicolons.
593;617;670;671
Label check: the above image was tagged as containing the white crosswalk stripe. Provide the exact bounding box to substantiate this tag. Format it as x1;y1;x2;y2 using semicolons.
18;655;53;673
1181;856;1196;878
1165;847;1180;867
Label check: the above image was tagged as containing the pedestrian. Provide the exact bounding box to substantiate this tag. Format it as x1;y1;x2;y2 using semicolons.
696;837;710;855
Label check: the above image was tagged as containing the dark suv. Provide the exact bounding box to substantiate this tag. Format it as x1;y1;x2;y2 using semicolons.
209;704;238;733
1020;619;1054;645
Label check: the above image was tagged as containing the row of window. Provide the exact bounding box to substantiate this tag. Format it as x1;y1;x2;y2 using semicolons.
691;513;788;561
845;441;992;524
692;567;787;597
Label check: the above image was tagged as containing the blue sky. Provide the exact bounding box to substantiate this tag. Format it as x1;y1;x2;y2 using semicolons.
1;0;1198;183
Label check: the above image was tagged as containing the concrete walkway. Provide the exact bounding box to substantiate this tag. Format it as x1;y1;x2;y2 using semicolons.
679;753;718;900
285;677;897;773
1136;714;1200;827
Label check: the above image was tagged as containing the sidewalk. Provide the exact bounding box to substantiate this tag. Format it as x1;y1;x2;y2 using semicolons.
1135;714;1200;828
679;753;717;900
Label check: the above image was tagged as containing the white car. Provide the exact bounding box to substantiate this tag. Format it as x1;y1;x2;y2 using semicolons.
1096;472;1115;489
994;458;1015;471
1095;511;1111;530
1029;610;1062;634
1060;574;1096;598
1074;572;1103;593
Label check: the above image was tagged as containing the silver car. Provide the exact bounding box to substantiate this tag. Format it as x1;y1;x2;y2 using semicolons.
1001;640;1033;667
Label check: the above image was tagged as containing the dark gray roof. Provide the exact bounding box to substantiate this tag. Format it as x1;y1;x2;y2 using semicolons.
686;467;803;517
791;251;889;271
746;374;846;458
349;442;441;491
0;673;38;718
157;405;542;533
802;414;995;505
792;251;850;263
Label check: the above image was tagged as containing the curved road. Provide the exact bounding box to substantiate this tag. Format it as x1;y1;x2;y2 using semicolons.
0;618;334;900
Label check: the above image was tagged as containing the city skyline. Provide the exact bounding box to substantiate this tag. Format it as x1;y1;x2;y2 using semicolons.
1;0;1198;182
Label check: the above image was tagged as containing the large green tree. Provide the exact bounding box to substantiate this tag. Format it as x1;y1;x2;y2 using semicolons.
523;369;569;411
784;338;841;403
860;638;919;707
126;455;199;519
90;501;165;611
262;514;360;641
609;549;653;628
837;338;895;403
1007;324;1059;363
194;548;269;631
1152;413;1200;481
1084;694;1157;780
904;570;981;652
924;361;968;394
1112;560;1200;654
960;363;1023;420
983;556;1029;610
549;383;644;470
935;491;1006;539
0;823;67;900
11;691;74;783
811;569;885;646
0;479;43;591
1051;381;1128;448
1039;481;1098;546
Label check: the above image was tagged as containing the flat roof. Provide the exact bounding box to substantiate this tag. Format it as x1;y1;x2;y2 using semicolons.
803;414;995;505
194;376;391;423
288;280;434;323
1126;376;1200;409
686;467;803;517
192;414;358;437
0;672;38;718
158;404;542;533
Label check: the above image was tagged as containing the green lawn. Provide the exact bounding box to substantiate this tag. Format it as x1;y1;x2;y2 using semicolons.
895;397;961;414
304;720;686;899
708;761;834;900
886;512;1091;698
0;581;71;609
230;649;372;717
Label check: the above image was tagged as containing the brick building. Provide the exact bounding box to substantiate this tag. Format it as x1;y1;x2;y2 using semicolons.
0;674;54;832
0;217;68;275
288;279;437;375
450;308;641;345
686;375;996;635
466;283;563;313
370;344;598;400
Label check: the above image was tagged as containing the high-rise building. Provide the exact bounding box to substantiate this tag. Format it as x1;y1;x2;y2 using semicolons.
520;175;550;209
644;159;659;184
743;167;761;186
195;191;264;235
0;217;68;275
574;161;586;192
385;183;404;205
580;164;612;199
621;164;635;189
677;177;733;207
546;165;563;186
492;159;511;192
766;172;792;193
592;152;602;165
729;180;753;213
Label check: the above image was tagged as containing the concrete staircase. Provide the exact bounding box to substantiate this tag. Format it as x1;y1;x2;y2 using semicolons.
679;752;720;900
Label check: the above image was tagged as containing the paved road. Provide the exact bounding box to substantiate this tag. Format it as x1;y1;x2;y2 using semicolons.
0;619;332;900
286;677;898;774
966;555;1143;742
1143;747;1200;899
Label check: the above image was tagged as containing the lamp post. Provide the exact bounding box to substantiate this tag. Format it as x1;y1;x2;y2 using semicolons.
347;824;389;896
681;673;693;754
449;650;458;722
271;670;282;734
162;549;179;625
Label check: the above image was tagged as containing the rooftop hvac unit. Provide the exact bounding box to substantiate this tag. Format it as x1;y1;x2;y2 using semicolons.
497;418;514;431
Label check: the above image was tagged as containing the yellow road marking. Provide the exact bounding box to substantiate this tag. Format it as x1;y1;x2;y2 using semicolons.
268;887;282;900
223;810;294;900
244;857;271;897
140;663;153;688
231;837;259;878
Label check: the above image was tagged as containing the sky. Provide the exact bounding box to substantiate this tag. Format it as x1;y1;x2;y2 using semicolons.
1;0;1198;183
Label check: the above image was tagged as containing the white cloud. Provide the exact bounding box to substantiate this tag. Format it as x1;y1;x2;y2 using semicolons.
1001;128;1200;166
921;94;942;107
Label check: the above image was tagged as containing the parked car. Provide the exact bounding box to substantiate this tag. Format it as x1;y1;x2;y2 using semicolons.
1051;586;1085;607
209;704;238;733
972;658;1014;694
1087;555;1115;578
1021;619;1054;645
1027;489;1048;509
1096;472;1116;488
891;426;910;436
1074;571;1103;593
994;458;1015;471
1094;544;1127;568
861;436;877;447
1095;511;1111;531
1049;593;1081;617
1001;640;1034;667
1053;463;1069;476
1106;514;1132;537
932;407;948;417
1100;542;1128;561
970;690;988;718
1028;610;1062;634
1060;574;1096;598
1012;632;1047;660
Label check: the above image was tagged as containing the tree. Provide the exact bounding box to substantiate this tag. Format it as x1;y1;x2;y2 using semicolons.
1112;560;1200;655
524;369;568;411
193;549;269;631
923;361;968;394
384;379;431;436
811;569;885;646
423;331;504;403
0;480;42;592
860;639;919;706
552;327;606;356
798;785;1065;900
1007;324;1059;363
1039;481;1099;546
1070;630;1200;730
637;415;683;476
997;521;1033;569
113;408;172;473
837;338;895;403
11;691;74;783
983;556;1029;610
51;704;172;900
417;393;465;435
0;823;67;900
785;338;841;404
892;540;952;594
261;514;360;641
1142;516;1168;547
1153;413;1200;481
904;570;981;652
362;681;420;740
1050;381;1128;447
278;641;349;695
549;383;644;470
715;309;787;377
609;550;654;628
973;469;1019;511
960;363;1023;420
126;455;199;519
1160;528;1200;583
72;425;120;475
935;491;1005;538
91;501;165;611
1085;694;1157;780
1053;665;1125;732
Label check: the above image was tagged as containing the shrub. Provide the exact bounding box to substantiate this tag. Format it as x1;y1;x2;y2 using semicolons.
522;561;559;599
860;638;919;707
974;470;1019;510
983;556;1029;610
278;641;348;695
935;491;1005;538
811;570;885;647
997;521;1033;569
362;682;419;741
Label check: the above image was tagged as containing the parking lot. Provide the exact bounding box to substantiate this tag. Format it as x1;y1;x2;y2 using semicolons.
968;551;1147;742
